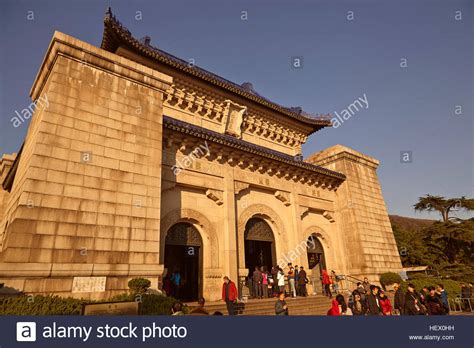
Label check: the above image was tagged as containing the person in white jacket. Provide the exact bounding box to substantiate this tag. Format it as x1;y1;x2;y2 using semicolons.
277;267;285;293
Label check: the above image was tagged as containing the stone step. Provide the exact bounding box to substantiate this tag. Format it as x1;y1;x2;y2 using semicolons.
189;295;333;315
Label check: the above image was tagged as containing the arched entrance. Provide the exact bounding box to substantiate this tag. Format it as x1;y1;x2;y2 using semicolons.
244;218;276;278
307;234;326;294
164;222;202;301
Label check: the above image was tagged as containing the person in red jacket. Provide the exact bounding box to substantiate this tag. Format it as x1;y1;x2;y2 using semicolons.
322;269;332;298
379;290;393;315
222;276;238;315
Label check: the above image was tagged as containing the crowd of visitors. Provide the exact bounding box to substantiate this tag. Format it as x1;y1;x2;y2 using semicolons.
171;273;472;316
327;281;455;316
247;263;309;299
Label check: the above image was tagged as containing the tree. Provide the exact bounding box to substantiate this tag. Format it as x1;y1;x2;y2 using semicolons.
414;195;474;222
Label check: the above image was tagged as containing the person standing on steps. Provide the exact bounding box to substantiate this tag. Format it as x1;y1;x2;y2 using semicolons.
222;276;238;315
252;266;263;299
393;282;405;315
367;285;382;315
379;290;393;315
294;265;300;296
288;266;296;298
277;267;286;293
261;266;269;299
322;269;332;298
298;266;308;297
275;291;289;315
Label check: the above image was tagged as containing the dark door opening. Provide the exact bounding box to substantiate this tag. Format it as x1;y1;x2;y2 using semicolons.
244;239;273;275
164;245;200;302
163;222;202;302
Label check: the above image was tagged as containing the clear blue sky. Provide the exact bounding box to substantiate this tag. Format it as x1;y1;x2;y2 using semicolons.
0;0;472;219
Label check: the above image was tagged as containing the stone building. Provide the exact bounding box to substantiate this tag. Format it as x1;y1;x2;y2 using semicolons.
0;10;402;301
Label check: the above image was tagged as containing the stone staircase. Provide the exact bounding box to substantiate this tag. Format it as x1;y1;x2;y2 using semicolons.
190;295;333;315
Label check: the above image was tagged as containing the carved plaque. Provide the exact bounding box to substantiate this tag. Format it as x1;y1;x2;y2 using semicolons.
72;277;106;293
244;218;274;242
223;100;247;138
165;222;202;246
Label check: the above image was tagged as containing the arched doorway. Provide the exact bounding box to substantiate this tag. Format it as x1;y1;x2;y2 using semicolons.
307;234;326;294
244;218;276;278
164;222;202;301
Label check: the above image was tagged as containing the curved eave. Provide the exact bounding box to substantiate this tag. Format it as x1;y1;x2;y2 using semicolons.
100;9;332;134
163;116;346;183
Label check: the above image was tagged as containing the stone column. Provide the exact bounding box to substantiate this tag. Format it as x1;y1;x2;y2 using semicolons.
223;167;238;282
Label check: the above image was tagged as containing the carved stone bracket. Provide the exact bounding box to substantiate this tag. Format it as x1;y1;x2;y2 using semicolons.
274;190;291;206
234;181;250;195
206;189;223;205
300;206;310;218
222;99;247;138
323;211;335;223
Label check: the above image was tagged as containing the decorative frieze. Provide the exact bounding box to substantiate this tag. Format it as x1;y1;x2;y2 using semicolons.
163;117;345;191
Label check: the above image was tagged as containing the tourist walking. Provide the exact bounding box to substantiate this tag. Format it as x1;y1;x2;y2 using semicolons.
322;269;332;298
436;284;449;314
330;270;339;294
405;283;425;315
379;290;392;315
356;282;367;304
425;286;445;315
393;282;405;315
327;294;353;315
298;266;308;297
275;291;289;315
222;276;238;315
367;285;382;315
349;290;367;315
252;266;263;299
288;267;296;298
362;277;371;295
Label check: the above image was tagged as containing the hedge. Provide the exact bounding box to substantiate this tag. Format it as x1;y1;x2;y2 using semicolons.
0;295;90;315
399;277;462;300
0;293;182;315
380;272;402;287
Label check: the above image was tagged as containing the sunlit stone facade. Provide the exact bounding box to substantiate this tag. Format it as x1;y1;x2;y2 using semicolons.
0;11;402;301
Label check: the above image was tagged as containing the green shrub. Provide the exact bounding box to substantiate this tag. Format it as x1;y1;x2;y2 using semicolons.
400;277;462;300
380;272;402;287
0;295;91;315
128;278;151;295
110;293;183;315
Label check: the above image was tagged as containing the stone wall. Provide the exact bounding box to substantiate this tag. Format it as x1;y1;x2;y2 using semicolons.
0;31;172;298
307;144;403;282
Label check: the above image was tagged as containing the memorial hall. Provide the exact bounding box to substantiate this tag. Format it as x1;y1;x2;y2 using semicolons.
0;10;402;301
